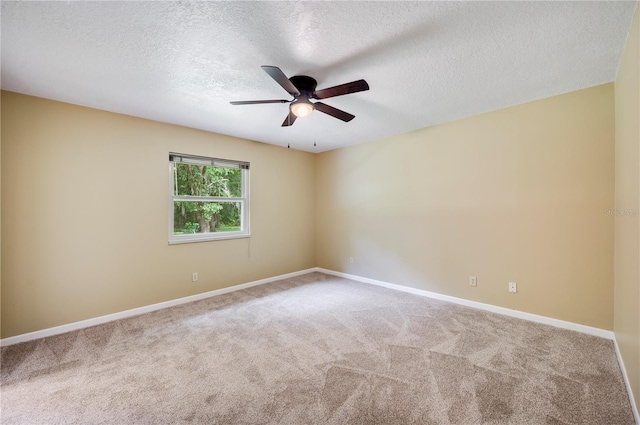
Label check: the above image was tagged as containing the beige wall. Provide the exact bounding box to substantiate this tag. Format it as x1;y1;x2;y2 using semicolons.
1;91;3;333
614;5;640;411
317;84;615;330
1;91;316;338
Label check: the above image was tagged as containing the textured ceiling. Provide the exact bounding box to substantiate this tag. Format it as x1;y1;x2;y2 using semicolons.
1;1;637;152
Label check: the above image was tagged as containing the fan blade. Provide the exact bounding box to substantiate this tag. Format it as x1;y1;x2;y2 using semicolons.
313;79;369;100
262;66;300;96
281;111;297;127
230;99;289;105
313;102;355;122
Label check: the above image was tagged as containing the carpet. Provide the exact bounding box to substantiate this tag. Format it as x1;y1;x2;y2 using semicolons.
1;272;635;424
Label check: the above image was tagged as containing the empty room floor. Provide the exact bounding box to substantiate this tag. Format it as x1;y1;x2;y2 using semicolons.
1;272;635;424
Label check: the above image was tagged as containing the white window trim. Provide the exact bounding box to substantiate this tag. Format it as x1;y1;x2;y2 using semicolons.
168;154;250;244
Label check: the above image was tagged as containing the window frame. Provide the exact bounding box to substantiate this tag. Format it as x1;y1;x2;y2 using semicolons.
168;153;250;244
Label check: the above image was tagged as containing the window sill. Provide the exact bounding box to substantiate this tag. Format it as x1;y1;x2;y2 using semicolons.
169;232;250;245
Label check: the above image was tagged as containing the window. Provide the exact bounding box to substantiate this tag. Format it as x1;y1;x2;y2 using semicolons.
169;153;250;244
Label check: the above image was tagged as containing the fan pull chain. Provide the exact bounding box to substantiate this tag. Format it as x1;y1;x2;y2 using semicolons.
313;108;317;149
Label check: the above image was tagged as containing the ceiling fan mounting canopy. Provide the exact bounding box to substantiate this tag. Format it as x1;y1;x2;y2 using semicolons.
230;65;369;127
289;75;317;93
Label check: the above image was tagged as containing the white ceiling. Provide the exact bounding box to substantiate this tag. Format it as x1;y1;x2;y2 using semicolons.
1;1;637;153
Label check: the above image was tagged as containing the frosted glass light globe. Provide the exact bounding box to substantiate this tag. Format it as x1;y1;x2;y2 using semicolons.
291;101;313;117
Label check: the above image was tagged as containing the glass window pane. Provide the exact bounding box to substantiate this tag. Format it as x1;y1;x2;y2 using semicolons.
174;163;242;197
173;201;242;234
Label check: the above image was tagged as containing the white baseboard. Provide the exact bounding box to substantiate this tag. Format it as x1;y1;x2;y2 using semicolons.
315;268;615;340
3;267;614;346
614;337;640;424
0;268;316;347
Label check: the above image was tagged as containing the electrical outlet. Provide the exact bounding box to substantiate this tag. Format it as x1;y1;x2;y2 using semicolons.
509;282;517;293
192;272;198;282
469;276;477;287
349;257;354;264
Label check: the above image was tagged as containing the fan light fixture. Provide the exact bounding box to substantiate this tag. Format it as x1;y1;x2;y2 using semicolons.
291;99;314;117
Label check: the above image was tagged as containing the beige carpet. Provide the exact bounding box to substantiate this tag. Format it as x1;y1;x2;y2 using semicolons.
1;272;635;424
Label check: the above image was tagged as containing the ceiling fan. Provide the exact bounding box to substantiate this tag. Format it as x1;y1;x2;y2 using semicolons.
230;66;369;127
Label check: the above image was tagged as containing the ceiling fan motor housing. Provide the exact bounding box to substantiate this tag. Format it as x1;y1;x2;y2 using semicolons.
289;75;318;95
